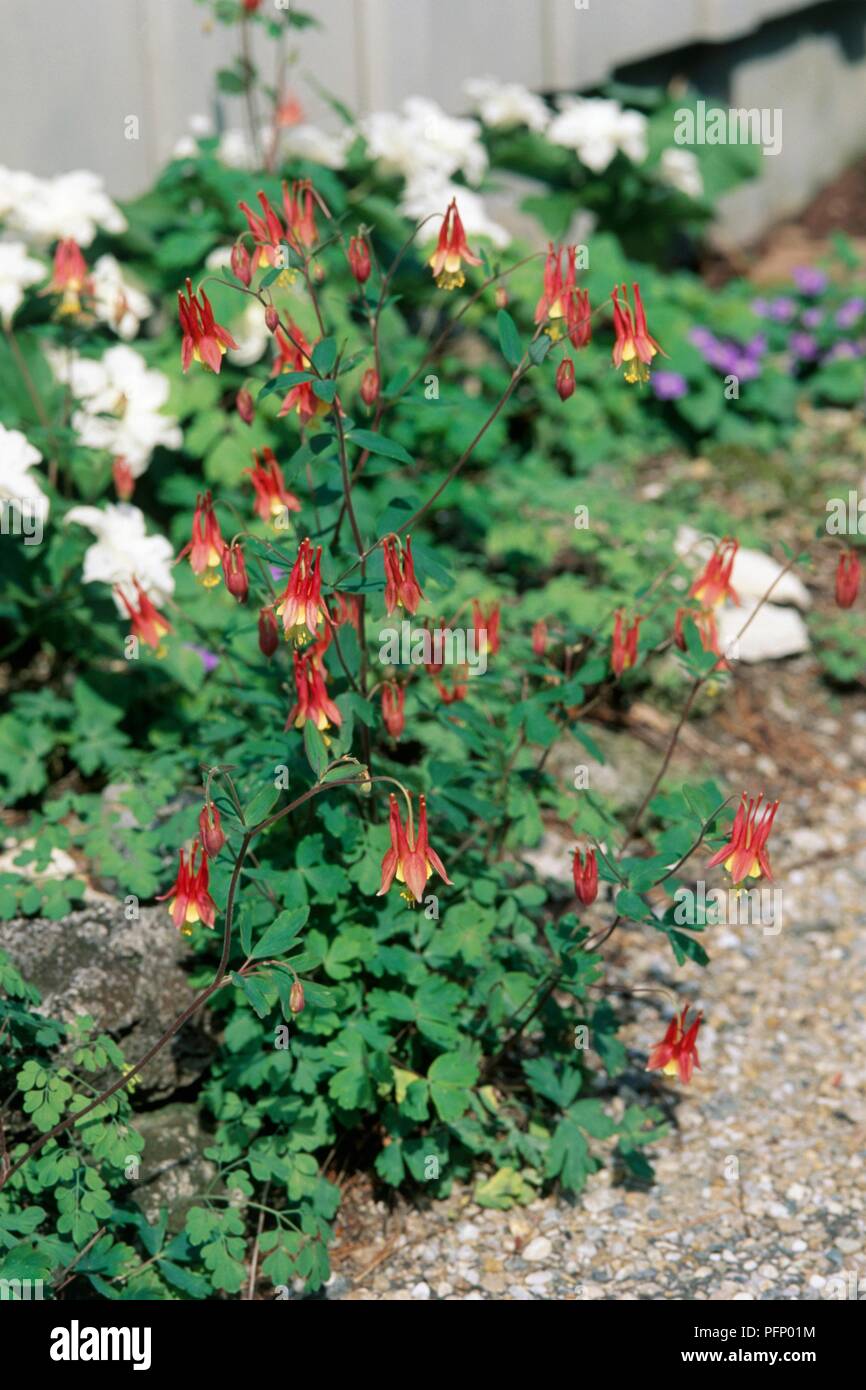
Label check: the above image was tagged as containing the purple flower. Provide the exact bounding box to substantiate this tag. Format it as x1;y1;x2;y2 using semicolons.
744;333;768;358
732;355;761;382
791;265;828;296
688;326;717;352
824;342;862;363
751;298;771;317
184;643;220;674
651;370;688;401
767;297;797;323
789;332;818;360
835;298;865;329
801;308;823;329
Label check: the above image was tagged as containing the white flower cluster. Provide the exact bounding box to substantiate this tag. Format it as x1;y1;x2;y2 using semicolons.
0;422;50;524
0;166;126;246
65;502;175;614
49;344;182;477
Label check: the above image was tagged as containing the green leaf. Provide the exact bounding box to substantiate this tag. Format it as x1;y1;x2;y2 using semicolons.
496;309;523;368
428;1052;478;1124
251;907;310;959
346;428;413;465
311;337;337;374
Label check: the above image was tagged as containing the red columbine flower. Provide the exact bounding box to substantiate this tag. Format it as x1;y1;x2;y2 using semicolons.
567;286;592;350
231;241;253;287
674;606;722;660
283;178;319;249
238;191;287;275
329;591;362;631
285;649;342;735
611;610;642;677
178;491;226;586
382;534;424;615
646;1007;702;1084
535;243;576;338
531;619;548;658
199;802;226;858
112;457;135;501
611;281;664;384
348;235;371;284
116;579;172;654
178;278;238;373
555;357;575;401
835;549;861;609
428;198;482;290
472;600;501;656
221;542;249;602
48;238;91;316
572;848;598;906
258;606;279;657
157;839;217;936
377;793;452;905
382;682;405;739
272;322;332;425
275;537;327;644
245;447;301;523
690;537;739;608
361;367;379;408
706;792;779;886
434;671;469;704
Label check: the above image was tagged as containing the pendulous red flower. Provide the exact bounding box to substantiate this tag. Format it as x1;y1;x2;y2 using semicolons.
572;847;598;906
258;606;279;658
611;609;642;677
377;793;452;905
48;238;91;316
611;281;664;384
177;491;226;587
272;322;333;425
835;549;861;609
706;792;779;886
531;619;548;658
157;839;217;935
285;649;342;736
555;357;575;401
177;278;238;373
472;600;501;656
646;1007;702;1084
275;537;328;644
221;542;249;602
382;682;405;739
115;579;172;654
689;537;739;608
348;234;371;284
567;286;592;350
428;198;481;290
383;534;424;615
199;802;226;858
245;447;301;523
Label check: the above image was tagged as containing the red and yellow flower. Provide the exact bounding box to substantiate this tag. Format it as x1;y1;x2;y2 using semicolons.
646;1007;702;1084
177;278;238;373
611;281;664;384
115;579;172;654
428;198;481;291
471;600;501;656
689;537;739;608
706;791;779;885
272;322;332;425
377;793;452;905
157;839;217;936
383;534;423;616
285;648;341;736
178;491;226;587
275;537;328;644
48;238;92;317
245;447;301;523
611;609;642;677
381;682;405;739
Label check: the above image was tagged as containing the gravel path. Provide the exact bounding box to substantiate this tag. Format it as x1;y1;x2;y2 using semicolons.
315;676;866;1301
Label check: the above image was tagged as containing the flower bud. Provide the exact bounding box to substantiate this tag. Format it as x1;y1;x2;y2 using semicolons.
348;235;371;285
231;242;252;287
265;304;280;333
236;387;254;425
555;357;576;401
495;284;508;310
835;549;861;609
289;980;305;1014
221;542;249;602
360;367;379;408
113;457;134;501
572;847;598;906
199;802;226;858
258;606;279;657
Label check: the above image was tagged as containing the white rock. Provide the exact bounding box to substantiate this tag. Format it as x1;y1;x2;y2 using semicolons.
522;1236;553;1262
411;1282;431;1300
675;526;810;608
718;602;810;663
